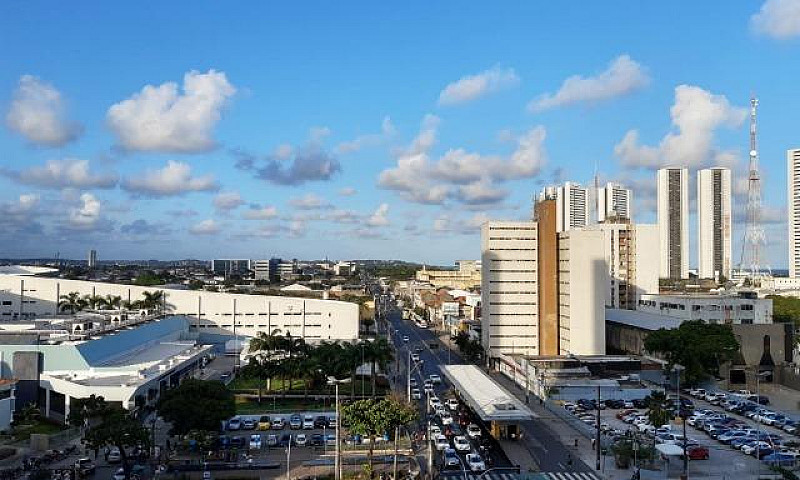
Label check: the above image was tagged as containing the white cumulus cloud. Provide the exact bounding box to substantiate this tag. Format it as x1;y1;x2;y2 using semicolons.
3;158;118;189
365;203;390;227
614;85;746;170
336;116;396;154
751;0;800;39
122;160;218;197
438;67;520;106
242;205;278;220
189;219;220;235
213;191;244;211
107;69;235;153
289;193;331;210
68;193;101;230
528;55;649;112
5;75;83;147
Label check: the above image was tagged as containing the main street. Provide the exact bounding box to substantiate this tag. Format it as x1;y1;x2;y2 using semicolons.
380;296;597;476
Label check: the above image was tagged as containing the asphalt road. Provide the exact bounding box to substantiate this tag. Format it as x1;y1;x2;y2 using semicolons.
382;301;594;474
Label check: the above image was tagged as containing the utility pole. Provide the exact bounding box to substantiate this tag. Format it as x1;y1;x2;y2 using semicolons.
393;425;399;480
596;385;601;471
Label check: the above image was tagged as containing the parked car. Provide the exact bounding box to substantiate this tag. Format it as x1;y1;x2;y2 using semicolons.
278;434;292;447
242;418;256;430
289;414;303;429
314;416;329;429
249;434;262;450
303;416;315;430
295;434;308;446
310;434;324;446
266;434;278;447
227;418;242;431
685;444;709;460
272;417;285;430
258;416;271;430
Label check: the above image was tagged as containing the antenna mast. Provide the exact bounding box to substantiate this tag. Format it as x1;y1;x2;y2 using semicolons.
742;96;767;281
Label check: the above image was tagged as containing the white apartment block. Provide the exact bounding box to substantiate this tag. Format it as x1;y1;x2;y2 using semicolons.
788;149;800;278
587;223;659;309
637;293;772;325
0;276;359;342
697;167;732;280
597;182;633;222
557;230;608;356
481;221;539;357
657;168;689;279
539;182;590;232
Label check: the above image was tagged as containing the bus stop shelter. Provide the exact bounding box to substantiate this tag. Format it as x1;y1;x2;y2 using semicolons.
441;364;535;440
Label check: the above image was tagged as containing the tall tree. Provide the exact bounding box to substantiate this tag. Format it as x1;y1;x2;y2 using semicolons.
156;380;235;435
365;339;394;397
58;292;85;314
69;395;149;480
644;321;740;385
101;294;123;310
645;391;672;428
341;396;417;473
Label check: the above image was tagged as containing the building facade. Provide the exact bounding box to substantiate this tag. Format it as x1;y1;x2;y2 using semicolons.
597;182;632;222
587;222;659;309
697;167;732;280
788;149;800;278
657;167;689;279
636;293;772;325
539;182;590;232
0;276;359;342
87;250;97;269
210;259;252;276
415;261;482;290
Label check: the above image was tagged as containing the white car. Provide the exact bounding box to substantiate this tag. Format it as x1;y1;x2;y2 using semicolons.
295;433;307;446
453;435;470;452
303;416;315;430
434;434;450;451
107;449;122;464
742;441;772;456
429;374;442;384
227;418;242;431
466;453;486;472
429;396;441;408
411;388;422;400
429;425;441;437
467;424;482;439
441;412;454;425
403;336;409;342
424;384;435;395
249;434;262;450
446;399;459;411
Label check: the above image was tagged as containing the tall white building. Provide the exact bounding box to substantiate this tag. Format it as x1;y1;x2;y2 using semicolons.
657;168;689;279
788;149;800;278
88;250;97;269
597;182;633;222
697;167;732;280
538;182;590;232
587;222;659;309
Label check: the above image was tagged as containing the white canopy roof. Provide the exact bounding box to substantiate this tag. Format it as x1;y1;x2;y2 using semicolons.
441;364;535;422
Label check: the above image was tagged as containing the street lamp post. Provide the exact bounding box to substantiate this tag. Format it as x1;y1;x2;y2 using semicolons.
328;376;352;480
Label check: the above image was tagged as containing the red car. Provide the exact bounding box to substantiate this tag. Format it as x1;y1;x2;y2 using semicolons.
685;445;709;460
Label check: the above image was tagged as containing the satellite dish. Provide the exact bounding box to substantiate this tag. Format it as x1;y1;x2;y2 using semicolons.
750;150;757;157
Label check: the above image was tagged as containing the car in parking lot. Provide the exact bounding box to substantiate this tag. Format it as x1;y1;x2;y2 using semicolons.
763;451;800;467
230;436;244;448
266;434;278;447
314;415;329;429
685;444;709;460
227;418;242;431
258;416;271;430
466;453;485;472
295;433;308;446
249;434;261;450
303;415;315;429
467;424;481;439
453;435;470;452
289;414;303;429
272;417;285;430
325;434;336;446
278;434;292;447
242;418;256;430
311;434;324;446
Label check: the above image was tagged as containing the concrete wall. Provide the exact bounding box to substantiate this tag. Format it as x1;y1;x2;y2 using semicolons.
0;275;359;343
536;200;559;356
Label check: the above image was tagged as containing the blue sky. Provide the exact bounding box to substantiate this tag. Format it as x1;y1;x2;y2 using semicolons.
1;1;800;266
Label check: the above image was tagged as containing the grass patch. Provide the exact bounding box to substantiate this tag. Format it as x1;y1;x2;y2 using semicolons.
11;419;68;442
234;396;330;414
228;378;385;396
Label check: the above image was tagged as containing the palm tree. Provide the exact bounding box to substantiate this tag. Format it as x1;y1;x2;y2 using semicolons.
58;292;85;314
340;342;362;399
101;294;123;310
365;338;394;397
645;391;672;428
140;290;164;311
82;294;103;311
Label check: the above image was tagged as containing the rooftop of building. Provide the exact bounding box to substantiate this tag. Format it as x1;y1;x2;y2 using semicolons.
605;308;682;331
0;265;59;276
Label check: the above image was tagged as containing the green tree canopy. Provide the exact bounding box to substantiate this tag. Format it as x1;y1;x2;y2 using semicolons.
644;320;740;386
341;396;417;471
156;380;235;435
766;295;800;325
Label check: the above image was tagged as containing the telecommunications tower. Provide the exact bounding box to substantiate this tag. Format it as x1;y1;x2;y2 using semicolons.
741;96;767;280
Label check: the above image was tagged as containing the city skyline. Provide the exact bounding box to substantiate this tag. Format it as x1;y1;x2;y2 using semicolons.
2;1;800;266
